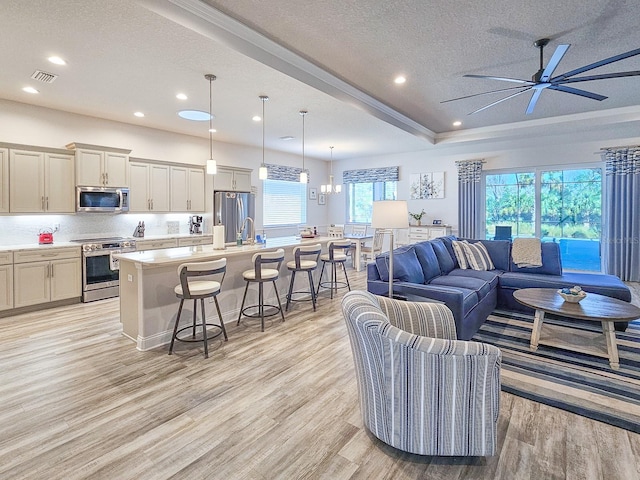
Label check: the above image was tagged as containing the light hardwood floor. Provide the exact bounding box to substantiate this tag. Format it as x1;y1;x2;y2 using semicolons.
1;271;640;480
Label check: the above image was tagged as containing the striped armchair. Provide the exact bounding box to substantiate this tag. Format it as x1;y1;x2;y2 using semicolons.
341;291;501;456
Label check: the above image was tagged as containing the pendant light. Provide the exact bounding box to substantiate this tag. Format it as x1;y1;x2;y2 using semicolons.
299;110;308;183
258;95;269;180
205;74;217;175
321;146;342;194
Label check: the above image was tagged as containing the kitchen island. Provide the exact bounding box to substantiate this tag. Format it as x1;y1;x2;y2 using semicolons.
115;236;331;350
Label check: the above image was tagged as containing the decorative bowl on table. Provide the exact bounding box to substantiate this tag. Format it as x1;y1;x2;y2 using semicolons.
557;286;587;303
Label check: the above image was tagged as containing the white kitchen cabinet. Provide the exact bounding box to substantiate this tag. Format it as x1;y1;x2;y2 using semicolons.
129;162;170;212
178;235;212;247
9;149;75;213
407;225;453;243
135;238;178;251
170;166;205;211
13;247;81;308
213;166;252;192
67;143;130;187
0;148;8;213
0;251;13;311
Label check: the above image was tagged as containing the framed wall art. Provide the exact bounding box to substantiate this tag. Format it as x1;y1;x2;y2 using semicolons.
409;171;445;199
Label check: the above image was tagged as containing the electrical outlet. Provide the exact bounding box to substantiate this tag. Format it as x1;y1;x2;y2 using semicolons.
53;223;60;233
127;274;133;282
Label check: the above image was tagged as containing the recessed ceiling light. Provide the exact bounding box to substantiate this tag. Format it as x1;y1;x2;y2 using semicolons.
178;110;212;121
209;128;217;133
176;93;188;100
453;120;462;127
134;112;145;118
394;75;406;84
252;115;261;122
22;86;39;94
48;56;66;65
280;136;295;141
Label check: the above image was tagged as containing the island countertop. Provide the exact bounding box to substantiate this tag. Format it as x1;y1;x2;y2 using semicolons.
114;235;330;267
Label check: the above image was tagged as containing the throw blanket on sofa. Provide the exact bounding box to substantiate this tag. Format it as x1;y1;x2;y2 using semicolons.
512;238;543;267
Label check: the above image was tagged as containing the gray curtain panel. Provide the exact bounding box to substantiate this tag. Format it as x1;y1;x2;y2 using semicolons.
456;160;484;239
602;147;640;281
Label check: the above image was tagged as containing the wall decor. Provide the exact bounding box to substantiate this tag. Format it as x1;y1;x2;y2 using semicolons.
410;171;445;199
309;187;317;200
318;193;326;205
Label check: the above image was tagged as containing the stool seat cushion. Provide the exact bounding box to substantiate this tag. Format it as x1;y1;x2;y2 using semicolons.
243;268;280;280
287;260;317;270
174;280;221;297
320;253;347;262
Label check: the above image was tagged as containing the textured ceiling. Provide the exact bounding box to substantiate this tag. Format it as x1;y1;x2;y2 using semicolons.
1;0;639;161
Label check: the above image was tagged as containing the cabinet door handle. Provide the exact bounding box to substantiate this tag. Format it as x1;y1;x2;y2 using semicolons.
41;196;44;210
50;264;54;278
105;172;109;184
151;199;153;210
46;196;49;210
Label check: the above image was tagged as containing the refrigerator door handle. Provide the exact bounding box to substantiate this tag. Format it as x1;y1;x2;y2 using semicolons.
237;196;243;235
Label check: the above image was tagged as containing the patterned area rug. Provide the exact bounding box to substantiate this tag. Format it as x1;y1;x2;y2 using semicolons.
474;311;640;433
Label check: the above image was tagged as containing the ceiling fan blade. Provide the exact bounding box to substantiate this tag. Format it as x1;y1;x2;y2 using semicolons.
548;85;607;101
468;88;532;115
525;89;544;115
551;47;640;82
440;85;530;104
541;44;570;81
464;74;534;85
555;70;640;84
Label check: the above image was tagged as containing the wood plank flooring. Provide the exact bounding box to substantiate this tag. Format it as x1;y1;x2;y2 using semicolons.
1;270;640;480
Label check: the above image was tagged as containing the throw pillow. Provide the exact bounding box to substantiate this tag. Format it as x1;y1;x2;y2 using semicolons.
451;240;469;269
461;241;495;271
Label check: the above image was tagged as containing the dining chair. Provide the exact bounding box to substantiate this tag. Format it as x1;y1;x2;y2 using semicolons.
327;225;344;238
359;228;385;266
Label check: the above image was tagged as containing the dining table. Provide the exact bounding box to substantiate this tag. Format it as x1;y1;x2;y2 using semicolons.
343;233;374;272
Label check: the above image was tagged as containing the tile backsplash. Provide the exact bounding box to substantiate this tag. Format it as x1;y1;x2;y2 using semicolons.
0;213;197;245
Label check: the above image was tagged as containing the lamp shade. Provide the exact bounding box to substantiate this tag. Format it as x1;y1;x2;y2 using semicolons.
206;159;217;175
371;200;409;229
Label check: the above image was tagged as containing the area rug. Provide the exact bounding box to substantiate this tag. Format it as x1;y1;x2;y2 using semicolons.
473;311;640;433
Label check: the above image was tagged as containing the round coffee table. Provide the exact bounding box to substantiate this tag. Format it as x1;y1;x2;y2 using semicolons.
513;288;640;369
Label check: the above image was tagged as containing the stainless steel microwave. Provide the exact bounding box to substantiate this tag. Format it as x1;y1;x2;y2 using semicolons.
76;186;129;213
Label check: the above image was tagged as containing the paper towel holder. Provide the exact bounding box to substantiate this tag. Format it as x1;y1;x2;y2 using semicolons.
213;224;226;250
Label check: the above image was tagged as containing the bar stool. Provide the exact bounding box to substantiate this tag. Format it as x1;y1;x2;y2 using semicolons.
285;243;322;312
237;248;285;332
169;258;227;358
317;239;352;299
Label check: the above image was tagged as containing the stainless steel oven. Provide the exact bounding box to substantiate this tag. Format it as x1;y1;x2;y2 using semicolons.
72;237;136;302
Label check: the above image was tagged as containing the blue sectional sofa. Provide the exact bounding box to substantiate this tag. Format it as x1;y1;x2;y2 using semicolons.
367;236;632;340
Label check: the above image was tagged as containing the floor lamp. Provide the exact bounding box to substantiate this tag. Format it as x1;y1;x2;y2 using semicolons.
371;200;409;298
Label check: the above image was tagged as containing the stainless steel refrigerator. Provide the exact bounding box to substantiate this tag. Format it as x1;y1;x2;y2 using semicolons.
214;191;256;243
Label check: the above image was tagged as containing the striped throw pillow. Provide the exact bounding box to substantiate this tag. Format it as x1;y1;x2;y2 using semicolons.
461;241;495;271
451;240;469;269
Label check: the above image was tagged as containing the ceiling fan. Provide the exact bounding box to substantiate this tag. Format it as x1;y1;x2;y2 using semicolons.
442;38;640;115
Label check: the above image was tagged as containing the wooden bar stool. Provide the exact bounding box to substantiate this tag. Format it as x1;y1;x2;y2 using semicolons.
169;258;227;358
237;248;285;332
316;239;352;299
285;243;321;312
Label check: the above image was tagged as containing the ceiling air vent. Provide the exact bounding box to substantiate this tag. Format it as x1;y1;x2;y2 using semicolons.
31;70;58;83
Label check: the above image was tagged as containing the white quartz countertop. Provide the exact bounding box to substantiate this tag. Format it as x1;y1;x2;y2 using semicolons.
115;236;329;267
0;241;79;252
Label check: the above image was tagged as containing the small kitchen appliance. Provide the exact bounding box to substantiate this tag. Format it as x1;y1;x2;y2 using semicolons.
38;228;54;244
189;215;203;234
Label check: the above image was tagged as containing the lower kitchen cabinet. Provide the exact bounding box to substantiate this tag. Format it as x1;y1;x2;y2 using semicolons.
0;264;13;311
13;248;81;308
135;238;178;251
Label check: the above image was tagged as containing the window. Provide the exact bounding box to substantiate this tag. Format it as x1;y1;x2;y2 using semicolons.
346;181;397;223
263;179;307;226
484;167;602;271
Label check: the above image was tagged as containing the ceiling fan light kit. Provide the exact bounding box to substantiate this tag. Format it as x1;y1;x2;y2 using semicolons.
443;39;640;115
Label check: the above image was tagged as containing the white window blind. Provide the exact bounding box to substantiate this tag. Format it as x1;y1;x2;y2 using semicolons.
263;179;307;226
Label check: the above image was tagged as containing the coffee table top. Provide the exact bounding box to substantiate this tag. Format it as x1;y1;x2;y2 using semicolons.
513;288;640;322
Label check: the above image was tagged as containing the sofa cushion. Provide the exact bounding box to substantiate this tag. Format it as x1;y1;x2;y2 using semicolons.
461;241;495;271
451;240;469;269
375;246;425;284
448;269;501;290
438;236;458;266
413;242;442;282
510;242;562;275
430;239;456;275
469;239;511;272
430;275;491;301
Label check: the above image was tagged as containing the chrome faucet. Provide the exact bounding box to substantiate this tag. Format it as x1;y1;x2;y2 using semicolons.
240;217;255;245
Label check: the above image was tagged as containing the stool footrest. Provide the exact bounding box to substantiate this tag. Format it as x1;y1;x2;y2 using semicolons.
241;304;283;319
174;323;225;343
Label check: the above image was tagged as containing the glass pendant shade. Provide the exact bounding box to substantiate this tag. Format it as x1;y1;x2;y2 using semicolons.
258;165;268;180
207;159;217;175
299;171;308;183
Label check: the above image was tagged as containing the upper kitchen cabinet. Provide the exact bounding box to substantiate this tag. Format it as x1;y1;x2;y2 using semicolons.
170;166;205;212
214;166;252;192
67;142;131;187
129;160;170;212
0;148;8;213
9;148;75;213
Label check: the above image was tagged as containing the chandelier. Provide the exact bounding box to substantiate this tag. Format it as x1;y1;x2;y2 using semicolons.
321;146;341;194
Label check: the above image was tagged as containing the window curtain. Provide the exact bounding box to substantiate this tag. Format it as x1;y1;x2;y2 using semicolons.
265;163;309;183
456;160;484;239
602;146;640;281
343;166;399;183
